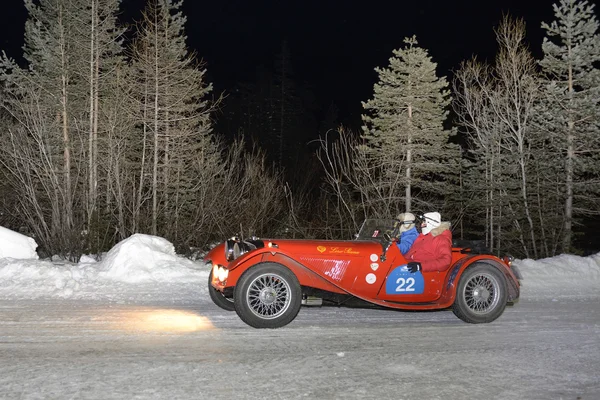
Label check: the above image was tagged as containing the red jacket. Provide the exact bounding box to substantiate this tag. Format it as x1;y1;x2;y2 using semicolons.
405;222;452;272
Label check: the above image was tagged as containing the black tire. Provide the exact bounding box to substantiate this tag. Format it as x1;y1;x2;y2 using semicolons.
452;263;508;324
208;269;235;311
233;262;302;329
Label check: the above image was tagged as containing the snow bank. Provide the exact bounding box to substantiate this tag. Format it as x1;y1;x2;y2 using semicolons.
0;226;38;260
0;232;208;299
99;233;204;283
515;253;600;299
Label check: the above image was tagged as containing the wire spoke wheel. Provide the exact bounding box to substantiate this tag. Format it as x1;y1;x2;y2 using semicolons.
234;263;302;328
463;273;500;314
453;263;508;324
246;273;291;319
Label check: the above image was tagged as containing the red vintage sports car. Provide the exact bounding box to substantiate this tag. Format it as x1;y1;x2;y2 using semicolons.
205;218;521;329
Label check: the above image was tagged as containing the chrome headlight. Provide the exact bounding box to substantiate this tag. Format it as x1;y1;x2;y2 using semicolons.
225;237;259;261
225;238;237;261
233;241;251;259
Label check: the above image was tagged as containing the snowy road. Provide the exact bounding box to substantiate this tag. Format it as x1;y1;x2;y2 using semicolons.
1;296;599;400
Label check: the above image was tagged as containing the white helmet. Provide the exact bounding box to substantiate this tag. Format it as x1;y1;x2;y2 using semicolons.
422;212;441;235
396;212;416;233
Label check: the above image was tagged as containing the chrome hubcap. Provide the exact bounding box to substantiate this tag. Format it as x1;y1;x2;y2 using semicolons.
259;287;278;305
473;287;490;302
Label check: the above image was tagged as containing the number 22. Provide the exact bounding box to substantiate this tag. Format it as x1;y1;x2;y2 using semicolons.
396;277;415;292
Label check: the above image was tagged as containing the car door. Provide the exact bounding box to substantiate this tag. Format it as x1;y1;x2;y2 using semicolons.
346;244;401;299
375;243;445;303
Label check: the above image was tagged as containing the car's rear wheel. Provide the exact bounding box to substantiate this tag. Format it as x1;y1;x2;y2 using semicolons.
452;263;508;323
208;269;235;311
234;262;302;329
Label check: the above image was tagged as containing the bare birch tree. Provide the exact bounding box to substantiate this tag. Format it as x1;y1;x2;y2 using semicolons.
454;60;507;253
0;0;89;258
454;17;545;257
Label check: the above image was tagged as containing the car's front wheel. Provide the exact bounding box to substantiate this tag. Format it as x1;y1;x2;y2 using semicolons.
234;262;302;329
452;263;508;323
208;269;235;311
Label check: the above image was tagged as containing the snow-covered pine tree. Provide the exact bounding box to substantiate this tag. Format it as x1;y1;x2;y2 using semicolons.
539;0;600;253
361;36;458;215
128;0;219;240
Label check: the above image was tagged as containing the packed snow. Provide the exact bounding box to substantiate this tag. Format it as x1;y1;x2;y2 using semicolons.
0;226;598;301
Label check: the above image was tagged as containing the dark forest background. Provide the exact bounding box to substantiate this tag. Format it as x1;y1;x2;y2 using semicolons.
1;0;599;260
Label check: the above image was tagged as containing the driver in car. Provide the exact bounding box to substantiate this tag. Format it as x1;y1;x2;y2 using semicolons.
405;212;452;273
395;212;419;255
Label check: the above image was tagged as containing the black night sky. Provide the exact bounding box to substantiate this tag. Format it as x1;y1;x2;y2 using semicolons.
1;0;562;127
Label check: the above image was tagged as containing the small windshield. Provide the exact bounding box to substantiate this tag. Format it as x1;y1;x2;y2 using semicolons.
356;219;398;241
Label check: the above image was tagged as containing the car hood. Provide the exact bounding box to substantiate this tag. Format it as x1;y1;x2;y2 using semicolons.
261;239;383;258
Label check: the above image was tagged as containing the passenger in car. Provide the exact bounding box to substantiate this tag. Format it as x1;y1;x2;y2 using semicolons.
405;212;452;273
395;212;419;255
